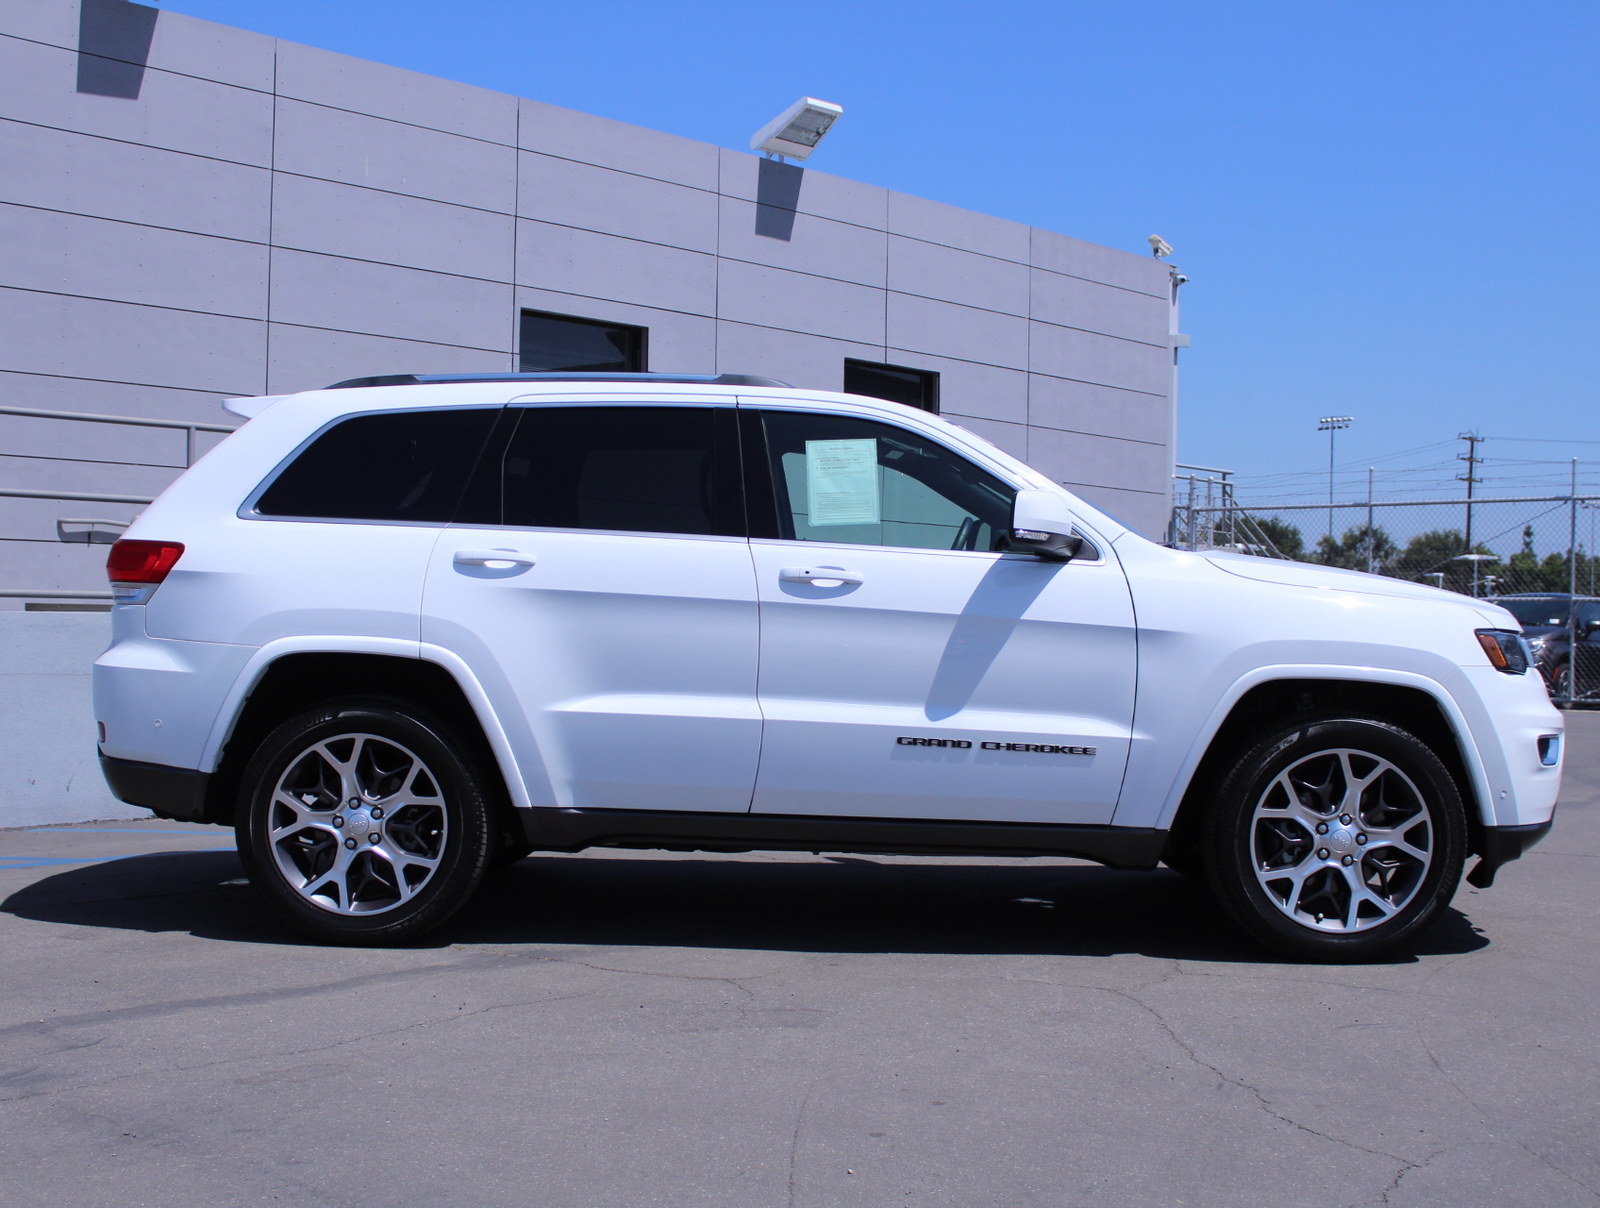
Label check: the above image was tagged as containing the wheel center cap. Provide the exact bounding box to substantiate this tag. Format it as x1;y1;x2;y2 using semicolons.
1328;826;1356;853
345;812;371;837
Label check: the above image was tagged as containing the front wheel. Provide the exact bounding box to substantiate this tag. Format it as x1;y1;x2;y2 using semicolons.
237;699;493;945
1202;716;1467;962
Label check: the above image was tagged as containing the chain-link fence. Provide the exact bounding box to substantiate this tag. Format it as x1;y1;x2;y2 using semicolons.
1169;491;1600;707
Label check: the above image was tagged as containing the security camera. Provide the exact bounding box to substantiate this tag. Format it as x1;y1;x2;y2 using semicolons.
1148;234;1173;259
751;98;843;162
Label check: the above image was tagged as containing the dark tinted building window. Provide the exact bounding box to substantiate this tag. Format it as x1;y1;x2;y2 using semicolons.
254;409;498;522
491;406;742;537
519;309;646;372
844;359;940;413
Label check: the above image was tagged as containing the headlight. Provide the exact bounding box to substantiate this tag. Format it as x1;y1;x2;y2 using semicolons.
1476;629;1531;674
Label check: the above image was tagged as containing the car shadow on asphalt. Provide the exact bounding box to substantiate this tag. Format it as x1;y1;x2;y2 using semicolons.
1;849;1489;965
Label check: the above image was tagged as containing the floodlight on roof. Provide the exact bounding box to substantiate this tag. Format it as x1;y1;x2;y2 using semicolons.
750;97;843;162
1148;234;1173;259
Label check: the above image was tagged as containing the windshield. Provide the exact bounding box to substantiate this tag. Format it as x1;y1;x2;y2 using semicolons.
1496;598;1571;627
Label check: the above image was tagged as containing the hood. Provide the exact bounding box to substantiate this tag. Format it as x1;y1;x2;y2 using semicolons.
1201;551;1514;624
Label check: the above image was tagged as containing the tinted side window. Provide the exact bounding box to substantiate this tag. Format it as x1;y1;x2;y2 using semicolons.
748;410;1015;550
255;408;498;522
493;406;742;537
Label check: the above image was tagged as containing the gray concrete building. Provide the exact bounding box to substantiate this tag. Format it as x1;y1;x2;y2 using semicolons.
1;0;1179;605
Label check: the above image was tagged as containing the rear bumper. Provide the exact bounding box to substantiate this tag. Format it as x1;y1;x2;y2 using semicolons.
1466;817;1555;888
99;752;211;822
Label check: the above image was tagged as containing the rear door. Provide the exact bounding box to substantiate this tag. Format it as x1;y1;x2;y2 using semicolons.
741;405;1137;825
421;399;762;812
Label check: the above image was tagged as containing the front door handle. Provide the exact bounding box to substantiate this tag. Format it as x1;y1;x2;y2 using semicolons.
453;548;536;568
779;566;863;586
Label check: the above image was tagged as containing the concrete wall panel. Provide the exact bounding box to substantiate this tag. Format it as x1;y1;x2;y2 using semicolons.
521;99;720;192
1030;322;1169;395
268;249;511;350
0;613;139;826
886;293;1028;370
1031;228;1170;297
516;222;715;317
144;9;276;92
1028;425;1169;495
1031;269;1168;341
877;350;1028;427
273;98;516;213
0;3;77;47
888;191;1031;262
0;287;264;394
718;259;885;347
271;174;514;282
887;236;1029;317
1028;373;1169;445
517;152;716;253
265;323;509;396
718;150;889;230
0;35;272;166
717;196;886;288
714;322;883;394
276;41;517;144
0;205;268;318
0;120;271;242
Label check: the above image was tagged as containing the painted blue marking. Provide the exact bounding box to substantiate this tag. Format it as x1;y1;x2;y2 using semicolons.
0;848;235;870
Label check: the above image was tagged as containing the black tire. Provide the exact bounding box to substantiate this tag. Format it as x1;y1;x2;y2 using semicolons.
1553;663;1573;708
236;698;493;945
1201;715;1467;962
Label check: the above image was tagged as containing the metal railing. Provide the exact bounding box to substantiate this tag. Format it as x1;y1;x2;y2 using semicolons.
2;404;236;602
0;404;234;467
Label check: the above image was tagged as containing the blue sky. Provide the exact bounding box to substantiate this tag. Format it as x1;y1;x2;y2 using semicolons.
159;0;1600;505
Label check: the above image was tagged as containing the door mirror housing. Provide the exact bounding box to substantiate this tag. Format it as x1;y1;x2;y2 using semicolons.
1007;489;1083;562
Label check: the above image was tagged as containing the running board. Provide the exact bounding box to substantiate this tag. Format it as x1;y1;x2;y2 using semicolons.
517;808;1167;870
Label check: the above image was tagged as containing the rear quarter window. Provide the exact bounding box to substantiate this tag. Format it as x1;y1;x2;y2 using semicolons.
253;408;498;523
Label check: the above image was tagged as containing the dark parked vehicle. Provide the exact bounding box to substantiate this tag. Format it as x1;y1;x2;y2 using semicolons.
1489;594;1600;703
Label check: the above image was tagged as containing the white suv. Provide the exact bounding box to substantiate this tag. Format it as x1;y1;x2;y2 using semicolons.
93;373;1562;960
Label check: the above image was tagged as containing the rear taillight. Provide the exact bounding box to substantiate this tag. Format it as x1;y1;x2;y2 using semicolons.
106;539;184;603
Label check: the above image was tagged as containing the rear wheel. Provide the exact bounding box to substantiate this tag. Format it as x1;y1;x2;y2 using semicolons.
1202;716;1467;962
237;699;492;945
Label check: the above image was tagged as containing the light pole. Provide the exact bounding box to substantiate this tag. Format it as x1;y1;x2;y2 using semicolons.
1453;552;1496;598
1317;416;1353;540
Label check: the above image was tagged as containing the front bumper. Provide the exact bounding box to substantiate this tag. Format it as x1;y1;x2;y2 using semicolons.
1466;817;1555;888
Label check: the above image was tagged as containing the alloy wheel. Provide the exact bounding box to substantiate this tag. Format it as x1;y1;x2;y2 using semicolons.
1250;747;1433;933
268;732;449;915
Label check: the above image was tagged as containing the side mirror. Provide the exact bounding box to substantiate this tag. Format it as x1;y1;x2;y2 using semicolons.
1007;489;1083;562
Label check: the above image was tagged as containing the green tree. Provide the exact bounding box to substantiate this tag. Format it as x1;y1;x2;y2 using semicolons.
1388;529;1499;594
1504;525;1545;593
1313;525;1398;572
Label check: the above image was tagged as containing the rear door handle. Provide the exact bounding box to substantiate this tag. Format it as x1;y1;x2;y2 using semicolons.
779;566;863;586
453;548;536;568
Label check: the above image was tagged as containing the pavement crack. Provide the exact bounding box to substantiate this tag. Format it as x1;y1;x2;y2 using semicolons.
1105;985;1412;1166
787;1086;811;1208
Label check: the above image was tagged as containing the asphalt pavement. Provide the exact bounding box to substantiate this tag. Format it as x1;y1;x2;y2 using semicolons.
3;716;1599;1208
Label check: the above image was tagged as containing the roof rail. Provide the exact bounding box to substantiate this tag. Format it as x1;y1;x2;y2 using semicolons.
324;372;794;390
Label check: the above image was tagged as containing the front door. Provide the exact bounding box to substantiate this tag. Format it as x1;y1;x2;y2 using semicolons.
422;401;761;812
742;407;1137;825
